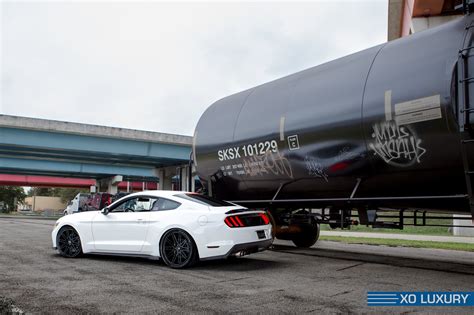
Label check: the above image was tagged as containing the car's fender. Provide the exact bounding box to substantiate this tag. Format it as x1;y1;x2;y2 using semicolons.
52;211;98;253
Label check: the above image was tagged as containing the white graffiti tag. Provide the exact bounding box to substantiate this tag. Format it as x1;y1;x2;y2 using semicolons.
369;121;426;167
242;150;293;178
335;146;358;163
304;156;329;182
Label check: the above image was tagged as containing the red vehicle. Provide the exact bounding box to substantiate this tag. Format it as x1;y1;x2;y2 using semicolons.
85;193;113;211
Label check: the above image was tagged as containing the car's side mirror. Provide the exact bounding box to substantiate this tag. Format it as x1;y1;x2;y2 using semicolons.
102;207;110;215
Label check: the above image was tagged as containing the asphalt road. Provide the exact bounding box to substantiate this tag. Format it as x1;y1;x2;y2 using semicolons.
1;218;473;314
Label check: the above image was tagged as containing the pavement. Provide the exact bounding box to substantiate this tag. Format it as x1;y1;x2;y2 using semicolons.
1;217;474;314
320;231;474;244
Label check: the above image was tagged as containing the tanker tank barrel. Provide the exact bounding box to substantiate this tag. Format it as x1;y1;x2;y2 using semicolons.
193;13;474;245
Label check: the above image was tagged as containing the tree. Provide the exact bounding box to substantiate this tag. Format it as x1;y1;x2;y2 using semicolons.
27;187;54;197
0;186;26;213
27;187;88;203
53;188;88;203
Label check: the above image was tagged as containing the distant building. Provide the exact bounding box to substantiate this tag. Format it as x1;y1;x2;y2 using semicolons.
20;196;67;214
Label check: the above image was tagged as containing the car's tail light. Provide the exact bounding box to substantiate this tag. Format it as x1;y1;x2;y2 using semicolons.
258;213;270;225
224;216;242;227
224;213;270;228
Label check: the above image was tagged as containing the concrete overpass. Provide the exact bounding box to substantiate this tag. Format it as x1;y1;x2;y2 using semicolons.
0;115;193;192
0;174;159;191
388;0;462;41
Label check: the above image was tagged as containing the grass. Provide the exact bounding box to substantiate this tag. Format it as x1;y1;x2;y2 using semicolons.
319;224;452;236
319;235;474;252
319;211;455;236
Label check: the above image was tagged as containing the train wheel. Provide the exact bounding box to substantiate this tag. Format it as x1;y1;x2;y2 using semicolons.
291;223;320;248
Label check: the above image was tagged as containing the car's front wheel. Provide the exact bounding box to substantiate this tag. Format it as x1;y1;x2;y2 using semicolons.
57;226;83;258
160;229;198;268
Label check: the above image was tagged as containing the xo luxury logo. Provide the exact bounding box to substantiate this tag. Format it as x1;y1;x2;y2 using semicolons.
367;292;473;306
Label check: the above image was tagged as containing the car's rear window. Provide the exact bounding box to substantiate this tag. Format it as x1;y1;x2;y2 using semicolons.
174;193;234;207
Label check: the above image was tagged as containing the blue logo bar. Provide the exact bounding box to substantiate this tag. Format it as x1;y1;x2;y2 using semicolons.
367;292;474;306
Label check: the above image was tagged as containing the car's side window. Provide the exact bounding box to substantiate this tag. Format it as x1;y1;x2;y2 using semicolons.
110;197;158;213
151;198;181;211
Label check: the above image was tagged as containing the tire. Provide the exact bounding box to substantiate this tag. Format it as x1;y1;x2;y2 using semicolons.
160;229;198;269
57;226;83;258
291;223;320;248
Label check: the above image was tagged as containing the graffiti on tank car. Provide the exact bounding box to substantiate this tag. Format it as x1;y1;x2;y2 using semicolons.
242;150;293;178
369;121;426;167
304;156;329;182
334;146;359;163
242;156;269;177
263;150;293;178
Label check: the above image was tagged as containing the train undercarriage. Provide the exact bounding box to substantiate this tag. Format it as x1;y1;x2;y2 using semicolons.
267;207;474;248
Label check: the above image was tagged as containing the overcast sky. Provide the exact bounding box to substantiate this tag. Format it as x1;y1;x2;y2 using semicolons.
1;0;388;136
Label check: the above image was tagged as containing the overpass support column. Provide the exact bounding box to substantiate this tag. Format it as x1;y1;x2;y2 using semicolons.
156;165;194;191
179;165;189;192
98;175;123;194
157;168;173;190
178;164;195;192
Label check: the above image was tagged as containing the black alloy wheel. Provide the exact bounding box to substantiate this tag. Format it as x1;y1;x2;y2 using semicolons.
57;226;83;258
160;229;198;268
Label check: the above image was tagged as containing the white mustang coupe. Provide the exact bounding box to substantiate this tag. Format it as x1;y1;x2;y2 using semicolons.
52;191;273;268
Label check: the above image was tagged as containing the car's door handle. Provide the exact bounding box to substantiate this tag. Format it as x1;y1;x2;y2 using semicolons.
137;219;144;223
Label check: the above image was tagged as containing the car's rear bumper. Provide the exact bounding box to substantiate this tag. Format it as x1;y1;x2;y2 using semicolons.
200;238;273;261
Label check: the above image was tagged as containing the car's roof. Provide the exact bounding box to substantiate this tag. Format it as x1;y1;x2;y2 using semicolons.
110;190;243;209
107;190;194;207
123;190;191;199
119;190;204;204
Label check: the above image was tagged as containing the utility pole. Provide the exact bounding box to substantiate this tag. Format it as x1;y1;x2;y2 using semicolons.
32;188;36;212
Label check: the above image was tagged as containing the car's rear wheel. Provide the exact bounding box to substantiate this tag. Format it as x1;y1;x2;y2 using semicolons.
57;226;83;258
160;229;198;269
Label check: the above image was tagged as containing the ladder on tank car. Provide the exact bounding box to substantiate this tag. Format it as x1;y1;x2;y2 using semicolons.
458;22;474;219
